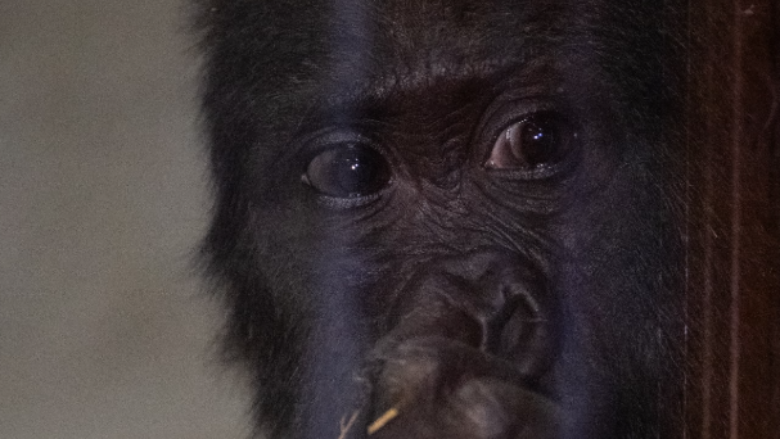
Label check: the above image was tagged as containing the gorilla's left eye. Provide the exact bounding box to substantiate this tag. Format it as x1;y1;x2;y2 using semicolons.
484;112;575;171
303;143;392;198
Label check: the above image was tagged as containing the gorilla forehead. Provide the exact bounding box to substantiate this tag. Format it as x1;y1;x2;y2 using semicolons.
205;0;581;100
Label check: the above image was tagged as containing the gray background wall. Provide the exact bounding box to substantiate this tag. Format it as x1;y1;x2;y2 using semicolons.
0;1;251;437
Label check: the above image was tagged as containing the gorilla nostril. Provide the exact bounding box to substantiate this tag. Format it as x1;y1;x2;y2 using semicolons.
483;292;524;354
478;280;556;379
497;296;555;377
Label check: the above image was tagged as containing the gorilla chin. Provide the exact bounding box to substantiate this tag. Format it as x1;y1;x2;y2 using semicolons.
196;0;686;438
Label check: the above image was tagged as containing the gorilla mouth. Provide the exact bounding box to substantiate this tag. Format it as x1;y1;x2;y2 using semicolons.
346;249;561;438
361;338;560;438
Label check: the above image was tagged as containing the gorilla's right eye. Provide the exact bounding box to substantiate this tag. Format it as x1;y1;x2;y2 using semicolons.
483;112;576;172
303;143;392;198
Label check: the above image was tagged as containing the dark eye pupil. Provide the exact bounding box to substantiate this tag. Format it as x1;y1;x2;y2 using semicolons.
305;144;391;197
333;148;383;192
519;120;553;165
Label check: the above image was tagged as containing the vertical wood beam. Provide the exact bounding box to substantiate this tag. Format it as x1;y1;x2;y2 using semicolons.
684;1;779;438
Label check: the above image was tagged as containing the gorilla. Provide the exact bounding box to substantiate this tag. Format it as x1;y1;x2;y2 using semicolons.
195;0;688;438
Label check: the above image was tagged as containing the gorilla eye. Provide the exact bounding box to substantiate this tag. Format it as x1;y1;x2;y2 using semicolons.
484;112;574;171
303;143;392;198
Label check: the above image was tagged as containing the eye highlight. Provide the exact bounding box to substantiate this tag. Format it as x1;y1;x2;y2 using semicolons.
303;143;392;198
484;112;575;172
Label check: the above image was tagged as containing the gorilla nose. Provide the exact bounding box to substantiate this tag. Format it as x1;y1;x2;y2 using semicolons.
377;249;559;380
361;250;561;438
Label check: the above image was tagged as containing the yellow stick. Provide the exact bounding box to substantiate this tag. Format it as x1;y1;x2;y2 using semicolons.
367;407;399;435
337;410;359;439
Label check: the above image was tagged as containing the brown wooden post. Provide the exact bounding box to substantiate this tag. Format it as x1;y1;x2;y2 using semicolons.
683;0;779;438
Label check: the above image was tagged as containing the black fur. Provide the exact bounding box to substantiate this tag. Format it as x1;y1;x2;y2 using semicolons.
196;1;687;438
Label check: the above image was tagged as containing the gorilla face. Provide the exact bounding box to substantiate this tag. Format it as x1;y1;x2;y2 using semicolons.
197;0;686;438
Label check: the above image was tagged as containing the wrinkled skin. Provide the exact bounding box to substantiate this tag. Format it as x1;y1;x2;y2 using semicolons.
196;0;686;438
